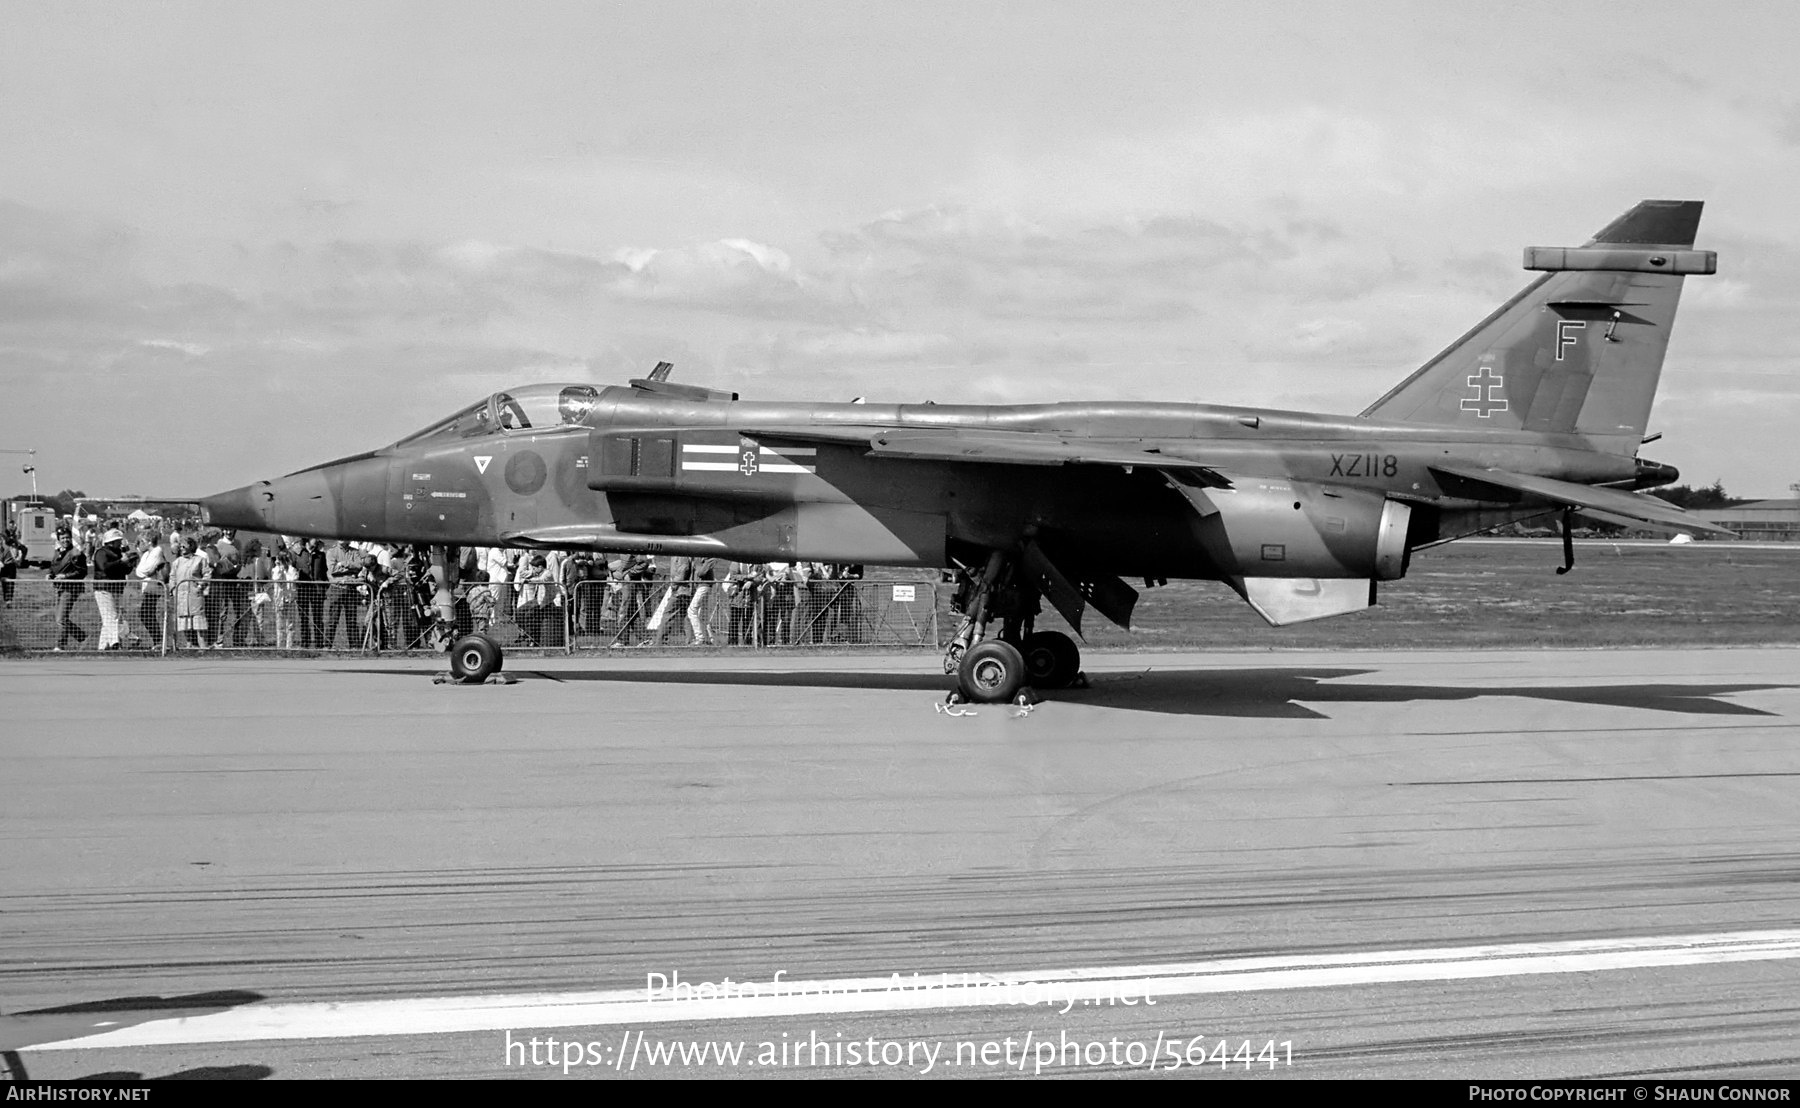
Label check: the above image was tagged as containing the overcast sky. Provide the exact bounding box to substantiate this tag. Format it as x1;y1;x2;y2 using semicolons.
3;0;1797;499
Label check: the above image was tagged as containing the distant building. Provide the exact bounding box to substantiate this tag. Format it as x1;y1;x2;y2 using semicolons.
1696;499;1800;542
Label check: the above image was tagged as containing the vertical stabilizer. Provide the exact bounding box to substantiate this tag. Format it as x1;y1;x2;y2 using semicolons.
1361;201;1710;454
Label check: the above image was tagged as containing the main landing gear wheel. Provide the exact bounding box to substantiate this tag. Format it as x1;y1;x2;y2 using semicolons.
449;633;503;684
957;640;1028;704
1021;630;1080;689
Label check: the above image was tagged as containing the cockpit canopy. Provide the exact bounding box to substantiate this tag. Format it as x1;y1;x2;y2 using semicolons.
396;383;601;446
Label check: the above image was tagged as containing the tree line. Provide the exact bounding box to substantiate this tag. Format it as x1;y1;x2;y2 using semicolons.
1645;480;1750;509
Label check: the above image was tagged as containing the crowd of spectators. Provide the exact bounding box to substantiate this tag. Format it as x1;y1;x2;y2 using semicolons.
589;557;867;648
28;522;450;652
11;519;875;652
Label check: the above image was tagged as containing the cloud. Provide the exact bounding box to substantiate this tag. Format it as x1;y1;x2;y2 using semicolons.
784;328;956;363
1779;103;1800;146
1283;317;1371;354
604;237;855;322
137;339;210;357
5;180;1798;499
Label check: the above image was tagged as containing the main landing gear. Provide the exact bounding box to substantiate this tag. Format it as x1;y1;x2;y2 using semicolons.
943;551;1082;704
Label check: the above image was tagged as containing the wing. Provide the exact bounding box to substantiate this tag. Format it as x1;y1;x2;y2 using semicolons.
741;425;1232;486
1429;463;1733;538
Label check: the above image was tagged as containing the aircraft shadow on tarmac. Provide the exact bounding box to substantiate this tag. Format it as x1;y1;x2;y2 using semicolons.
340;665;1790;720
1;990;269;1081
1062;668;1790;720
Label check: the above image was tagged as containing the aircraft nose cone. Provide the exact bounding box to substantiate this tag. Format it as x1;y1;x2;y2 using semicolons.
200;483;270;532
198;459;383;540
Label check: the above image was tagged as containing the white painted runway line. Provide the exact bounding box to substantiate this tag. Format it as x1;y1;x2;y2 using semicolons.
25;930;1800;1050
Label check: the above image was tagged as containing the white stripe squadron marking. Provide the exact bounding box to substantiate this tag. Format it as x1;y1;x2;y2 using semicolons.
679;443;817;473
679;444;817;475
27;929;1800;1049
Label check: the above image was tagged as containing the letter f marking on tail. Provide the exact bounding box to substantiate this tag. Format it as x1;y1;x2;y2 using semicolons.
1555;319;1586;362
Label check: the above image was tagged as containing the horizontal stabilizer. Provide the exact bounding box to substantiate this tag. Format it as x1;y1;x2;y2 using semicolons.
1569;506;1725;539
1430;464;1733;537
1234;577;1375;626
1572;507;1688;534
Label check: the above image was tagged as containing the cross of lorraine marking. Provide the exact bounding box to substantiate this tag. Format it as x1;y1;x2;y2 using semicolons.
739;450;760;477
1461;367;1507;418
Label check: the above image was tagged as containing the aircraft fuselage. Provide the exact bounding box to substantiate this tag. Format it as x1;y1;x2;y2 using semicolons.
203;391;1659;585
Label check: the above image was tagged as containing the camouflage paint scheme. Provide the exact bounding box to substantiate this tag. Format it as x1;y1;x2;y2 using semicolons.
202;201;1724;632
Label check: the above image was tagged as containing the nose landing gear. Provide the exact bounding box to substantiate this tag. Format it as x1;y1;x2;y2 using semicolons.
442;631;513;685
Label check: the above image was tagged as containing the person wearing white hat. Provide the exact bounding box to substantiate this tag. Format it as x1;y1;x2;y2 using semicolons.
93;528;133;650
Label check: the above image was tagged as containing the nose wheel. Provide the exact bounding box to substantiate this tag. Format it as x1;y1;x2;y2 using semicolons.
447;632;507;684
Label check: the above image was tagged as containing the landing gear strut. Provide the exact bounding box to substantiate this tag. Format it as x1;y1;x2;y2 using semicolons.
942;550;1081;704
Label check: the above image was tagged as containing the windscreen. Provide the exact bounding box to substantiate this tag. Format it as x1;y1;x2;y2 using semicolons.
395;384;601;445
394;399;498;445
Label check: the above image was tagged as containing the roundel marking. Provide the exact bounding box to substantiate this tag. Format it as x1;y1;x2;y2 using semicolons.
504;450;547;496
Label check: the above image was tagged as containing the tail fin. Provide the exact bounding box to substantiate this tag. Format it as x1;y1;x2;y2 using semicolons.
1361;200;1712;454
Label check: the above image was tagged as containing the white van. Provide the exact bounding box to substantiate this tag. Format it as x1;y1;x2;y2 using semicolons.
5;503;60;566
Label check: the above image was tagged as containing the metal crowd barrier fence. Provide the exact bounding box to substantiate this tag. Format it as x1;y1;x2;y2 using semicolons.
456;578;571;650
1;577;173;653
3;574;941;654
565;577;941;650
0;576;571;655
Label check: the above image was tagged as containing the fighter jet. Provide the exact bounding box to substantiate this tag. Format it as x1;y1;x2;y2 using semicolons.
202;200;1727;701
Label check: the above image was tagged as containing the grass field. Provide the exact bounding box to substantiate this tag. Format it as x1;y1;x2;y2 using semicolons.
5;541;1794;655
993;541;1800;651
